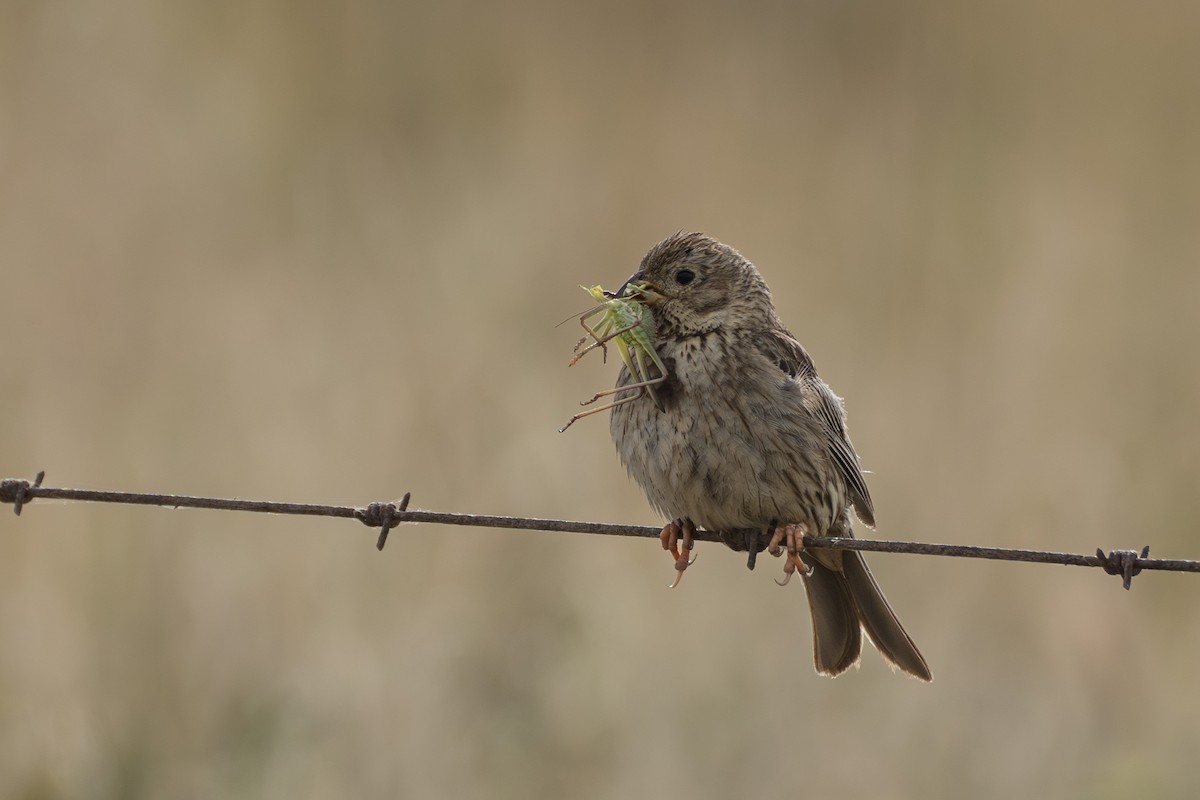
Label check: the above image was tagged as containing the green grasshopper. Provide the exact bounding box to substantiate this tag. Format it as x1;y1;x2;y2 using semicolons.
559;283;668;432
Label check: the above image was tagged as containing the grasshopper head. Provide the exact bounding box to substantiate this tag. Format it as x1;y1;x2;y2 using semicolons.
581;284;609;303
616;274;665;304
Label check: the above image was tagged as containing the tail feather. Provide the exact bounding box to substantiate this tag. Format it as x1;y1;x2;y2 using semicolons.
842;551;932;681
802;551;932;682
801;557;863;676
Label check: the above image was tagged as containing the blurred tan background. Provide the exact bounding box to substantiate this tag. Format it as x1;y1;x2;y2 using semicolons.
3;0;1199;797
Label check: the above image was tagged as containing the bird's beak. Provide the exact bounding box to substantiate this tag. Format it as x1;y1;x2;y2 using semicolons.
618;272;665;303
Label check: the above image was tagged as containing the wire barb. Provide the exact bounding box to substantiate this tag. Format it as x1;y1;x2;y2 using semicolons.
357;492;413;551
1095;546;1150;590
1;475;1198;590
0;470;45;516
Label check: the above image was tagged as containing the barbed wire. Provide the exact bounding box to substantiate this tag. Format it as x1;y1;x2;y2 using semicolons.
3;470;1196;590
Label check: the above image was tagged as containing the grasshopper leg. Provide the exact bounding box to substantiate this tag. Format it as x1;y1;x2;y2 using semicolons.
631;344;667;412
569;317;641;367
577;369;667;407
558;385;648;432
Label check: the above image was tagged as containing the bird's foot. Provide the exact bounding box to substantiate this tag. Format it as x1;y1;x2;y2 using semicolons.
768;522;812;586
660;517;697;588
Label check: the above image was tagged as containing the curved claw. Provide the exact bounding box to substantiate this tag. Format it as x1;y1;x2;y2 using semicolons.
660;517;697;588
769;524;811;586
774;552;811;586
667;551;698;589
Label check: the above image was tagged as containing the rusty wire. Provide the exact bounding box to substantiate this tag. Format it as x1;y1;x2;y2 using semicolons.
3;470;1196;590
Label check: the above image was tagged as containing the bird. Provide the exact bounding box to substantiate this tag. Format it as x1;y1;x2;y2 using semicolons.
608;232;932;681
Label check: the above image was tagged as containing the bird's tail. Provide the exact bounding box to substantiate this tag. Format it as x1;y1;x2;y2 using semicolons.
802;550;932;681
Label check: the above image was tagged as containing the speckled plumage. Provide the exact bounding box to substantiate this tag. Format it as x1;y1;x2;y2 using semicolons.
610;232;931;681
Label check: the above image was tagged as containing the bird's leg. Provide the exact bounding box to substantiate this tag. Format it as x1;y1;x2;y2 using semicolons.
660;517;697;588
768;522;812;586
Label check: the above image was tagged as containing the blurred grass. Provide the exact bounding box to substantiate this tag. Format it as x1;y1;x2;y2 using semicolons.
2;0;1199;797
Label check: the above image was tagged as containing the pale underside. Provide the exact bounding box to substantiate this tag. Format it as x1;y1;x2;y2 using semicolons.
610;327;869;539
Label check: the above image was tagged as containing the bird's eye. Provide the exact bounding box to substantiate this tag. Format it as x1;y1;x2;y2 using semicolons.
675;268;696;285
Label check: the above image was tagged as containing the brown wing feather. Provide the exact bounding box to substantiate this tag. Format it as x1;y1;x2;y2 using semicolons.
755;328;876;528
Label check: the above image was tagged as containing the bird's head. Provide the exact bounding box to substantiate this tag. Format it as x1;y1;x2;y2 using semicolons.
619;232;777;338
